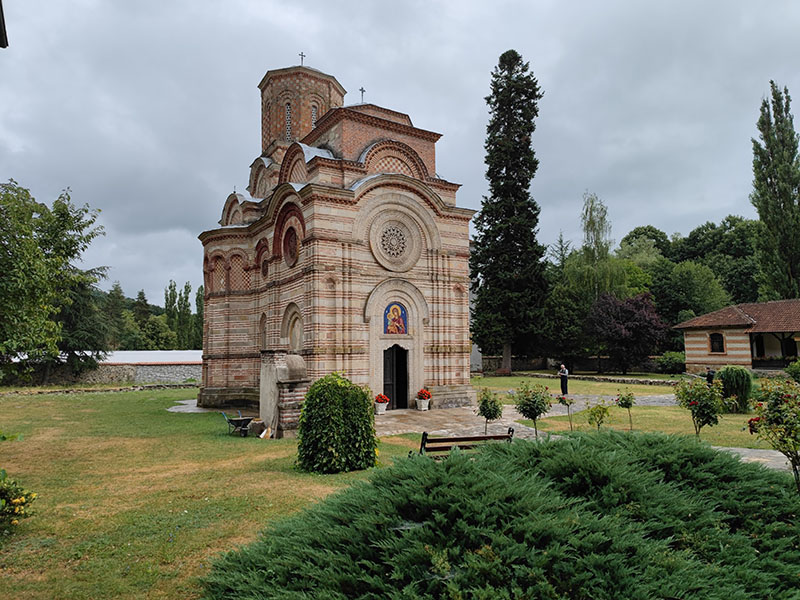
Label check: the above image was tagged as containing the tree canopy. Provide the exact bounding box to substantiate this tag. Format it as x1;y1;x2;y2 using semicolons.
750;81;800;299
0;181;106;380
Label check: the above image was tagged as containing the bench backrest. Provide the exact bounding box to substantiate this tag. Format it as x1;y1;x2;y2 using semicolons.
419;427;514;456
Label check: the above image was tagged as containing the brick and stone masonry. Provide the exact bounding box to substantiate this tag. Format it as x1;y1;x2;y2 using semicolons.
198;64;476;434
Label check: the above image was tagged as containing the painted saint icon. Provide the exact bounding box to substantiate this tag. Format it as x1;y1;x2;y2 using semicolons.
384;303;407;335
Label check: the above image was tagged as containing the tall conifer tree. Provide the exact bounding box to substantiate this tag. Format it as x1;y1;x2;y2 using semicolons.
133;290;150;327
751;81;800;299
470;50;547;372
105;281;126;350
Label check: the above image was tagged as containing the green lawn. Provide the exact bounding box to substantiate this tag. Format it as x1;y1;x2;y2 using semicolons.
519;369;686;381
472;374;674;399
528;404;771;449
0;389;414;599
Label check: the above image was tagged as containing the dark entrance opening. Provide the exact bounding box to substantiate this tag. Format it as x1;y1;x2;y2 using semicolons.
383;344;408;410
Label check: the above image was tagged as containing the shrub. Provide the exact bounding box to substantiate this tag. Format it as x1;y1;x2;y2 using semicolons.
615;391;636;430
297;373;377;474
785;358;800;383
675;378;723;437
0;469;37;534
512;382;551;439
587;399;611;430
715;365;752;412
655;351;685;374
476;388;502;434
748;378;800;493
204;432;800;599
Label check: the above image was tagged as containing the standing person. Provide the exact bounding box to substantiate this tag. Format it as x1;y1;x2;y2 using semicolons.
705;366;716;386
558;364;569;395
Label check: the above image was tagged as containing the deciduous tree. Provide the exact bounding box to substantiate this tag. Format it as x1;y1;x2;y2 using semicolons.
586;293;666;374
750;81;800;299
0;181;61;376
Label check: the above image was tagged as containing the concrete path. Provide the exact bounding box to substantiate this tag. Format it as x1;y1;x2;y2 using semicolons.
169;396;793;473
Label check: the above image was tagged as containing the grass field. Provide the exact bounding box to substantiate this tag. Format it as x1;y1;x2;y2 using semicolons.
471;374;674;399
0;385;779;598
528;404;772;449
0;388;415;599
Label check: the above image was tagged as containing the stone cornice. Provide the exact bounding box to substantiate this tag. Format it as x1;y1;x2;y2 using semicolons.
258;66;346;97
302;107;441;146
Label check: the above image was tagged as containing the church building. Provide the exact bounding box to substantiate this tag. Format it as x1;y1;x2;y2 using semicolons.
198;63;476;435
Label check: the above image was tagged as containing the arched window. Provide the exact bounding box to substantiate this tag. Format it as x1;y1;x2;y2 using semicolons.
709;333;725;353
311;105;318;129
285;102;292;141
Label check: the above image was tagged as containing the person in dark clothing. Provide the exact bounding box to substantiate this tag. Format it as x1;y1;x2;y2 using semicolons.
705;367;716;386
558;364;569;395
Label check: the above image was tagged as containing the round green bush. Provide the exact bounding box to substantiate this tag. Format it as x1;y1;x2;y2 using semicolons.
716;365;752;412
0;469;37;533
655;351;685;374
785;358;800;383
296;373;377;474
204;432;800;599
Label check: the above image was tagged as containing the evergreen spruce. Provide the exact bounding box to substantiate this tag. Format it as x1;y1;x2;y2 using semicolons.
104;282;126;350
133;290;150;328
750;81;800;299
470;50;547;372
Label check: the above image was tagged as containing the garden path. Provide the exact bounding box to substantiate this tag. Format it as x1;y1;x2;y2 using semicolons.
374;393;792;473
168;397;792;473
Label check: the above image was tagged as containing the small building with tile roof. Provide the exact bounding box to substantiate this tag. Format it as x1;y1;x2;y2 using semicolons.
674;299;800;372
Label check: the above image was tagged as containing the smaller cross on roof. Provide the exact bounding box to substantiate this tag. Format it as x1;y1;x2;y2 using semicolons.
359;87;366;103
299;52;306;66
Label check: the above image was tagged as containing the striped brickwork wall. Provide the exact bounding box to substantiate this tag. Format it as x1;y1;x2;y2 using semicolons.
198;64;474;410
683;329;752;373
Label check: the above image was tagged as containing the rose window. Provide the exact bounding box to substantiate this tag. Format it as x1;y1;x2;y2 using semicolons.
381;226;407;258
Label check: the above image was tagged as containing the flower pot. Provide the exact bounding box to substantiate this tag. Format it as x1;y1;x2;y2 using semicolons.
375;402;388;415
416;398;430;411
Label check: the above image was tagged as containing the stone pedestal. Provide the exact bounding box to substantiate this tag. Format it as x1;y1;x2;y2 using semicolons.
426;385;476;409
260;350;310;438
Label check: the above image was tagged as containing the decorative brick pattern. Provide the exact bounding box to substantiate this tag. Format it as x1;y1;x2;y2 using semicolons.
199;64;477;419
229;254;251;291
373;156;414;177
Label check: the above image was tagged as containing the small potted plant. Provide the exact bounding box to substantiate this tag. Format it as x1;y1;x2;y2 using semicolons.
374;393;390;415
416;388;431;411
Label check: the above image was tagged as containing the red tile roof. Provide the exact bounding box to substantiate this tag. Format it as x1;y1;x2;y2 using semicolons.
674;299;800;332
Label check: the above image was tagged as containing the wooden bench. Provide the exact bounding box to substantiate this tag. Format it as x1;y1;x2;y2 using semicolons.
416;427;515;457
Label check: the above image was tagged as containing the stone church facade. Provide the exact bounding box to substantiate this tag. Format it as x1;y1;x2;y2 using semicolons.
198;64;475;434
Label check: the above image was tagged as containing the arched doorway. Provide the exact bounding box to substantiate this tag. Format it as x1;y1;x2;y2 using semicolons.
383;344;408;410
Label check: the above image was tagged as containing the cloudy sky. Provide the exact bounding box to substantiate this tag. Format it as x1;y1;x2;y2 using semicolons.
2;1;800;305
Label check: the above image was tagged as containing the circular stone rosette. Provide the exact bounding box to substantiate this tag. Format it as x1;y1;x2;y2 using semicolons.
369;212;422;272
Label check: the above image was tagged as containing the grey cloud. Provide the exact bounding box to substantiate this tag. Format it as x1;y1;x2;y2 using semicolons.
2;1;800;303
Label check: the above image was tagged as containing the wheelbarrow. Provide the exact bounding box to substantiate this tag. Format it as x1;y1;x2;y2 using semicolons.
221;411;254;437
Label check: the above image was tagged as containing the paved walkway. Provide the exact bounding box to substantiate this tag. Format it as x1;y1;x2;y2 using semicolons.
169;396;792;473
374;394;793;473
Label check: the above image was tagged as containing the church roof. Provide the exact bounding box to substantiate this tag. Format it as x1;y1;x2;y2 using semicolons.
674;299;800;332
257;65;346;96
298;143;334;163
